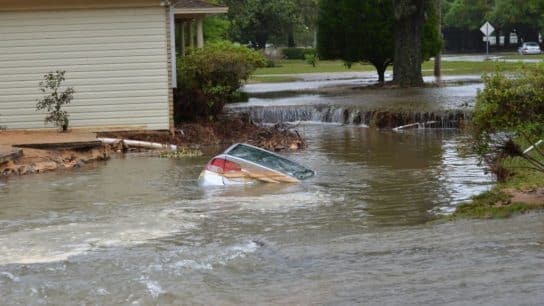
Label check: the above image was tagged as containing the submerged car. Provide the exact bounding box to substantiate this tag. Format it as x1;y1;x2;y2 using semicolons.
518;42;542;55
198;143;315;186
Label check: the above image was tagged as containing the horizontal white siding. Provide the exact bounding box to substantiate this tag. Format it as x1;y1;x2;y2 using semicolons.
0;6;170;130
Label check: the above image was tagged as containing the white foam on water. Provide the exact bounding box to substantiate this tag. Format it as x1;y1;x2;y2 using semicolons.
209;240;262;265
199;191;334;212
0;271;20;282
430;206;456;215
95;288;110;296
173;260;213;270
168;240;262;274
0;207;200;265
139;277;165;299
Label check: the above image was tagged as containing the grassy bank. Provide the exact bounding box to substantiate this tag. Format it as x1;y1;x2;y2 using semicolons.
446;156;544;220
254;60;375;75
250;58;540;83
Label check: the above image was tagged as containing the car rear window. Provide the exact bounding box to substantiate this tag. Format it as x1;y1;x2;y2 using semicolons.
526;43;539;46
227;144;315;180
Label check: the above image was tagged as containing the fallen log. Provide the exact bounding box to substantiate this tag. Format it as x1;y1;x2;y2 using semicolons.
393;121;440;131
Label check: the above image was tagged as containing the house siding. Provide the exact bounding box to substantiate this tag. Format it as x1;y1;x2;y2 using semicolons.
0;5;171;130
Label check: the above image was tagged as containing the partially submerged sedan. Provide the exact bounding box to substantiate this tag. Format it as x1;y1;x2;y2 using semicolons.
198;143;315;186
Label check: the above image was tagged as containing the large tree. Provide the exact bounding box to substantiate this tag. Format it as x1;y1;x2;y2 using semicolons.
318;0;394;83
318;0;441;86
225;0;299;48
393;0;426;86
393;0;443;86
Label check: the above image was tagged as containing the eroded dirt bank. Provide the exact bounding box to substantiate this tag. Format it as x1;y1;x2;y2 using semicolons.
98;116;305;152
0;130;111;177
1;146;111;176
1;117;304;177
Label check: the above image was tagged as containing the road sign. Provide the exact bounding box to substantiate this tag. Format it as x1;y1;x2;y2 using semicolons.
480;22;495;36
480;22;495;57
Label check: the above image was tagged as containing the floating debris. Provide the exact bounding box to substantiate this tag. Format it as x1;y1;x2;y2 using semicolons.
160;148;203;159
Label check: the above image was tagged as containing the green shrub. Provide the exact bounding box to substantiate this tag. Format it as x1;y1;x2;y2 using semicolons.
470;63;544;178
175;42;265;121
305;52;319;67
281;47;316;60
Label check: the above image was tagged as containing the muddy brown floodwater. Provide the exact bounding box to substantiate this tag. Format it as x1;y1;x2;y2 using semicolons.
1;126;543;305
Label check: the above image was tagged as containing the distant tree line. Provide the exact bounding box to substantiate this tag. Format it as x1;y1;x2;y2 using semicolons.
204;0;543;86
442;0;544;52
207;0;543;51
205;0;318;48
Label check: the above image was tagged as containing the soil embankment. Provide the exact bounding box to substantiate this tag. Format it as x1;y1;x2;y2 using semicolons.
1;146;110;176
98;116;305;152
0;131;111;176
1;117;304;177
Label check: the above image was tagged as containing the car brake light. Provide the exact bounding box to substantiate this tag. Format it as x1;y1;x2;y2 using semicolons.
206;158;241;173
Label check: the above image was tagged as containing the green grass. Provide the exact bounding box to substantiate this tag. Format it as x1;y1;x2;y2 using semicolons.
254;60;375;75
446;188;542;220
250;59;535;83
422;60;527;76
249;75;300;83
445;155;544;220
449;191;535;219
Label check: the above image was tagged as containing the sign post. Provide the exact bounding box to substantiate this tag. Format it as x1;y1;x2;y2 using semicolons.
480;21;495;57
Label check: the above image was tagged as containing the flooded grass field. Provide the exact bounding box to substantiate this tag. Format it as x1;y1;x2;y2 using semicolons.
2;126;543;305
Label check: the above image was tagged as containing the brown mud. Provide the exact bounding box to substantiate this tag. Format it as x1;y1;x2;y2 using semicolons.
98;116;306;152
1;146;111;176
506;188;544;207
0;130;110;177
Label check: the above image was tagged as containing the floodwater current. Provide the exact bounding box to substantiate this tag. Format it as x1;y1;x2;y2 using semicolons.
1;126;544;305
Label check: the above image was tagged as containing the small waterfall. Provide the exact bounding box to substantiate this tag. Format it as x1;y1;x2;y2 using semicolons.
228;105;470;129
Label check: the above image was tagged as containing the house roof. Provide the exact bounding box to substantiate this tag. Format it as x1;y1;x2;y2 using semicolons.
175;0;228;14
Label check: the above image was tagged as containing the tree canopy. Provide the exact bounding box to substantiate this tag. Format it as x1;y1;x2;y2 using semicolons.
442;0;544;42
318;0;394;83
224;0;300;48
318;0;442;85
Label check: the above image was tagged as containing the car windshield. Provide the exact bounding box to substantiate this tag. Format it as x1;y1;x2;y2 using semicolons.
227;144;315;180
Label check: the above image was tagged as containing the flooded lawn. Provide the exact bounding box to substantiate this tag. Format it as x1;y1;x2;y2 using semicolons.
229;82;484;128
237;82;483;110
2;126;543;305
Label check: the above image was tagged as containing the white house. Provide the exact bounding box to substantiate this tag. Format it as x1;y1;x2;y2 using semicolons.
0;0;227;132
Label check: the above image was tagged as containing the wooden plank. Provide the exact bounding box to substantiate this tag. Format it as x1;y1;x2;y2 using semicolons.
13;141;102;151
0;149;23;164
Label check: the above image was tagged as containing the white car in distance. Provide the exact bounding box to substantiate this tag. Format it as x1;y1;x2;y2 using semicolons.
518;42;542;55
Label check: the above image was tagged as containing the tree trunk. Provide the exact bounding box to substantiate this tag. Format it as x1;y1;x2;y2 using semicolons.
374;62;389;85
287;27;296;47
393;0;425;87
433;0;441;84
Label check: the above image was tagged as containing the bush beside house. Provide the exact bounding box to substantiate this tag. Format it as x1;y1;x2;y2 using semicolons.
175;42;265;122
